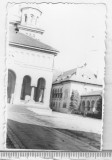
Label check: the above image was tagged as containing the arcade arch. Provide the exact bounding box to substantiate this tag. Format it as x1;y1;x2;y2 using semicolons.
81;101;85;112
7;70;16;103
34;78;46;102
21;75;31;100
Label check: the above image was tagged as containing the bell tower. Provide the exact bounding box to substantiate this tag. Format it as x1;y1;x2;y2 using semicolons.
10;7;44;40
21;7;42;28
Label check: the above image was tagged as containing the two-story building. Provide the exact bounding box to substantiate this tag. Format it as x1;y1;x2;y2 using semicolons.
50;66;103;113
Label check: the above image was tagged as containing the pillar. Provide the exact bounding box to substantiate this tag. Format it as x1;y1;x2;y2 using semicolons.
13;75;23;104
30;86;35;102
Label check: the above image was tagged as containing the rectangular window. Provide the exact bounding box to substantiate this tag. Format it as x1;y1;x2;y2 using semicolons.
63;102;66;108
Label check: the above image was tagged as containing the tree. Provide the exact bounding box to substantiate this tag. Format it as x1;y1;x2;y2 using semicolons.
69;90;80;114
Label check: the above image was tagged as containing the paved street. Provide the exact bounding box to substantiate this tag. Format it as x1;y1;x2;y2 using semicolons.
7;104;101;151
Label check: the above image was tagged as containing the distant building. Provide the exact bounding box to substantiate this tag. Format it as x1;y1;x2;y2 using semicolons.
50;67;103;113
80;90;102;116
7;7;58;114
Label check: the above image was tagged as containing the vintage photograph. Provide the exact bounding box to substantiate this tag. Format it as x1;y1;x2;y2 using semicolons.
6;3;106;150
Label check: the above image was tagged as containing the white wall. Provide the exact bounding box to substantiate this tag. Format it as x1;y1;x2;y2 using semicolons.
7;45;54;109
8;46;54;70
70;81;102;96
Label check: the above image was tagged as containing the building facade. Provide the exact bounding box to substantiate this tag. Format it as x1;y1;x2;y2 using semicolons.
50;67;103;114
80;90;102;117
7;7;58;114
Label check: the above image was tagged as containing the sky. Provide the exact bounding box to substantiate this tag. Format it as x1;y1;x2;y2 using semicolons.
8;3;106;79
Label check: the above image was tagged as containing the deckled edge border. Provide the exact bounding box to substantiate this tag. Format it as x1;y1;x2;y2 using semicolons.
0;0;109;153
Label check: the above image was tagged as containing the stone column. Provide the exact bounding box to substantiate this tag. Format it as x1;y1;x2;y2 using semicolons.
30;86;35;102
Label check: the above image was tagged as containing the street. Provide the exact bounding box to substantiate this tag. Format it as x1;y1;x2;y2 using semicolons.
7;104;101;151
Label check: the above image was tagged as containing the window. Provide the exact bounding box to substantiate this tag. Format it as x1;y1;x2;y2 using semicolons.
52;89;54;98
60;88;63;98
58;89;59;98
54;89;56;98
24;14;27;23
30;14;34;23
87;100;90;111
63;102;66;108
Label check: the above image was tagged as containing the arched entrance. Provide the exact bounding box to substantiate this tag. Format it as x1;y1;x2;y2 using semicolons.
81;100;85;113
87;100;90;111
20;75;31;100
91;100;95;111
34;78;46;102
7;70;16;103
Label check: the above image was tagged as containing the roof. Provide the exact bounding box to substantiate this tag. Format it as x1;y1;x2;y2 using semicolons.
81;90;102;97
9;25;59;55
21;7;42;15
53;67;102;86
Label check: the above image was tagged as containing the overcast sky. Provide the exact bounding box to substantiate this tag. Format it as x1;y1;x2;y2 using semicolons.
8;3;106;79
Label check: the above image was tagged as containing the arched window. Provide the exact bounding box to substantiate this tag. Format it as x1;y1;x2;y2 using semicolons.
35;16;39;25
58;89;59;98
87;100;90;111
7;70;16;103
21;75;31;100
30;14;34;23
91;100;95;109
34;78;46;102
60;88;62;98
24;14;27;23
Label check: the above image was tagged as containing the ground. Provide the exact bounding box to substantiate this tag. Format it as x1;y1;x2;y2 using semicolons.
7;104;102;151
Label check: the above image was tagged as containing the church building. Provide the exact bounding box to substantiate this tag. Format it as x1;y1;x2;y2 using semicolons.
7;7;58;114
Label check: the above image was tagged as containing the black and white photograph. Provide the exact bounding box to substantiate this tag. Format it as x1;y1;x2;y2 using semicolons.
6;2;105;151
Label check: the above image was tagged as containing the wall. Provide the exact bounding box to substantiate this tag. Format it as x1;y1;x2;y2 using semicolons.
70;81;102;96
8;46;54;70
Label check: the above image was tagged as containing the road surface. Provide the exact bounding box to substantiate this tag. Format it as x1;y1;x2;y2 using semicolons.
7;104;101;151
